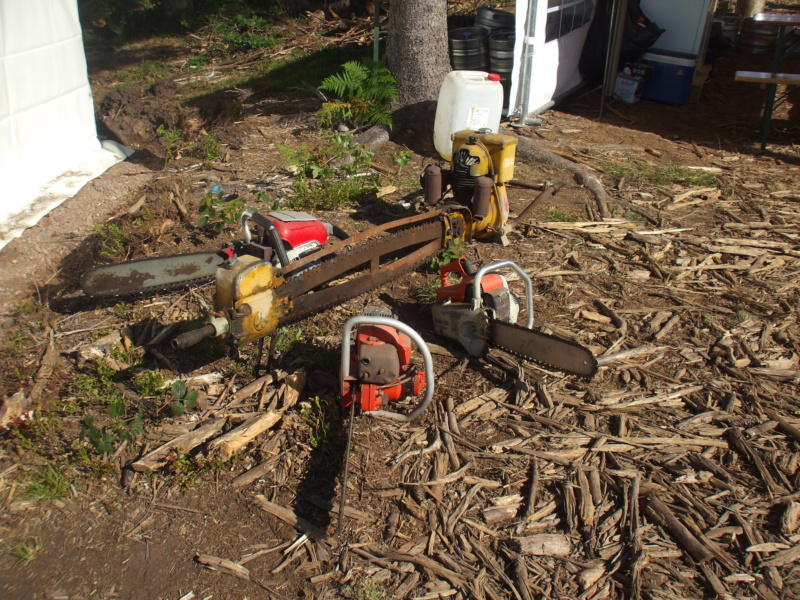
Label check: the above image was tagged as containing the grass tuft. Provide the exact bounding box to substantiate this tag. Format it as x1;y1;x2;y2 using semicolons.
546;209;578;222
604;161;718;188
10;537;44;567
24;465;70;501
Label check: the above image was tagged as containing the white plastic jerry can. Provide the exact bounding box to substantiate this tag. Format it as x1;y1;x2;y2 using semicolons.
433;70;504;162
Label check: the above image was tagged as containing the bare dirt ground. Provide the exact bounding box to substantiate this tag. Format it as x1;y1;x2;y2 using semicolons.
2;5;800;600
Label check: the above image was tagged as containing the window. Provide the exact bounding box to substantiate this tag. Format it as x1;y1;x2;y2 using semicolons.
546;0;595;43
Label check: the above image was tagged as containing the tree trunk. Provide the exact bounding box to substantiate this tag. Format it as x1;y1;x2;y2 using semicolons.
386;0;450;108
736;0;766;17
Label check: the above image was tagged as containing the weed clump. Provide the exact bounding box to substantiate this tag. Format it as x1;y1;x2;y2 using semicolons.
604;161;718;188
281;131;377;211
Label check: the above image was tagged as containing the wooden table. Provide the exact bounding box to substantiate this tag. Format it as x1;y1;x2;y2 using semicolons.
749;13;800;149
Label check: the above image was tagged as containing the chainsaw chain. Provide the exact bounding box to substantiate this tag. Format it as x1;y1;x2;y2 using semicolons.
489;319;599;379
276;219;447;325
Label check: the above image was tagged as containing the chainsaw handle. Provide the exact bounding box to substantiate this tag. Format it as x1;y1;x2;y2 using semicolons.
241;210;291;267
473;261;534;328
340;315;435;423
439;257;470;287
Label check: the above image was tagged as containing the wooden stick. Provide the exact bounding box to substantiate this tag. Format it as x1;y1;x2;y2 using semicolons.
516;458;540;534
253;495;326;539
132;419;225;472
644;496;713;564
763;408;800;444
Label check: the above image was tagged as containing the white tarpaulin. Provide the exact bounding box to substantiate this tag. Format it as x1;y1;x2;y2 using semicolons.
0;0;130;251
509;0;597;123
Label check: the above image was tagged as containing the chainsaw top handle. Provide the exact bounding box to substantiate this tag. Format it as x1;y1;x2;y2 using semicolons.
473;261;534;328
241;209;291;267
340;315;435;423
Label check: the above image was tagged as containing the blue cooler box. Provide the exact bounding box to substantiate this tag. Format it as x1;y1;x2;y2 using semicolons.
640;49;697;105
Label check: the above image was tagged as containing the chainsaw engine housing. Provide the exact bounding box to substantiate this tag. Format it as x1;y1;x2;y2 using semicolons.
432;258;521;357
341;311;426;412
246;210;328;266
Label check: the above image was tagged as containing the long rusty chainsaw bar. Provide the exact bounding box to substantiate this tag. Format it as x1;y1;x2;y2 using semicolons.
176;208;471;348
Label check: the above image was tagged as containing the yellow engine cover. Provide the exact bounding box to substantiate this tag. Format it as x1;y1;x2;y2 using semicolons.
451;130;517;183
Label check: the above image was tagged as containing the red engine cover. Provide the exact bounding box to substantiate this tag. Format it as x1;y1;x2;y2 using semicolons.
341;323;425;412
267;211;327;249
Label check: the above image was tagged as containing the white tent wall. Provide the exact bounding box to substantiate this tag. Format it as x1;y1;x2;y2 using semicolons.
0;0;129;250
509;0;598;123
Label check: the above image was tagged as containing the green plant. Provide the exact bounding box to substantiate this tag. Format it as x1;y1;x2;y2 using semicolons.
391;150;413;176
133;60;170;80
275;326;303;353
546;209;578;222
417;278;441;303
10;537;44;566
603;161;718;188
80;411;144;455
317;61;397;130
24;465;69;500
198;191;247;231
201;133;220;161
93;222;128;259
429;238;463;272
7;330;26;355
282;132;377;211
13;298;36;314
81;415;117;455
624;210;647;223
340;579;387;600
167;451;228;488
133;369;166;397
169;380;198;417
301;396;333;449
183;55;212;70
215;14;277;52
156;125;184;167
74;361;119;405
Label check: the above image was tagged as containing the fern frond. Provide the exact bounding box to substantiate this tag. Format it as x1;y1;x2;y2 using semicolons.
317;60;396;130
319;61;369;99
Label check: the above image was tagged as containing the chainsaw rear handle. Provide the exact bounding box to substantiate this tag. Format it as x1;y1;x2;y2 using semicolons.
439;257;480;288
241;209;291;267
473;261;534;328
340;315;435;422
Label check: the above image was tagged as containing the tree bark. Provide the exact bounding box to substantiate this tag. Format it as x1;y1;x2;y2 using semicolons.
736;0;766;17
386;0;450;108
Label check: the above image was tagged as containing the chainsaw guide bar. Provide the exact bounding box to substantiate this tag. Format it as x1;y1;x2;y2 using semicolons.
489;319;598;378
81;249;229;298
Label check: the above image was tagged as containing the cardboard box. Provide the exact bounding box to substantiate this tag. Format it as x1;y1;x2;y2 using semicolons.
614;73;644;104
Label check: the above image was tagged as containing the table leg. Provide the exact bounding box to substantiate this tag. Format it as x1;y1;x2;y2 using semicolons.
760;82;778;151
761;24;789;151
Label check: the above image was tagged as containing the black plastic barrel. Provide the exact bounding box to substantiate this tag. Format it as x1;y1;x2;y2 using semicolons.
475;6;515;32
489;30;514;107
449;27;489;71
